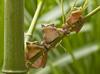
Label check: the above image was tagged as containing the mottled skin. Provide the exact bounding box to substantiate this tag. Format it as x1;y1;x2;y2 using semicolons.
42;24;64;49
64;9;84;32
25;41;47;68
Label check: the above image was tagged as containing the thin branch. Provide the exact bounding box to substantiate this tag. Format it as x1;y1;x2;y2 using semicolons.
61;0;65;24
72;0;77;9
65;0;77;21
82;0;88;11
25;0;44;42
85;5;100;19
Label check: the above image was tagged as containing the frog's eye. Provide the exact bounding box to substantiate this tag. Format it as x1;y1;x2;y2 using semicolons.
50;24;54;27
26;42;30;45
41;24;45;28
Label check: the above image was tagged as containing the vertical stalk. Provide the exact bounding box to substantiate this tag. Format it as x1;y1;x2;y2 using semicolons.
0;0;4;67
61;0;65;24
2;0;27;74
25;0;45;42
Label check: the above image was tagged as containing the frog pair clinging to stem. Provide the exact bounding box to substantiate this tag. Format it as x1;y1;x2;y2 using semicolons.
25;0;87;68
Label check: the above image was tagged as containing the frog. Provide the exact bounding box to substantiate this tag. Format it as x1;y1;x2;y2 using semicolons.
64;7;85;33
42;24;64;49
25;41;47;68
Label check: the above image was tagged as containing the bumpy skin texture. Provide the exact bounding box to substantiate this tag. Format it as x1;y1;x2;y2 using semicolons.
42;24;60;44
64;9;84;32
25;42;47;68
42;24;64;49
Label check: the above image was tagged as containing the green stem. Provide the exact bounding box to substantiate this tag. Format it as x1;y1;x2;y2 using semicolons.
25;0;44;42
2;0;27;73
61;0;65;24
85;5;100;19
0;0;4;67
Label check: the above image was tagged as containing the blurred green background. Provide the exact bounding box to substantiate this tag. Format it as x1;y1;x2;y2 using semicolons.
0;0;100;74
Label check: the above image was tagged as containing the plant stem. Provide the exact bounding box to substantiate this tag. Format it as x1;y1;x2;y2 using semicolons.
25;0;44;42
82;0;88;10
85;5;100;19
61;0;65;24
0;0;4;67
2;0;27;73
